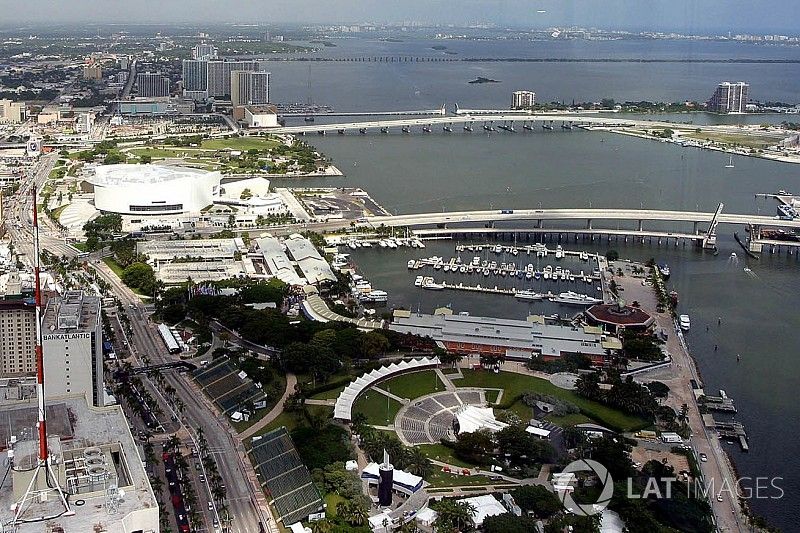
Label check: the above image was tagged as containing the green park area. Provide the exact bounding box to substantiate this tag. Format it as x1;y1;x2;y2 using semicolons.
378;370;445;400
353;390;401;426
456;370;648;432
683;130;785;150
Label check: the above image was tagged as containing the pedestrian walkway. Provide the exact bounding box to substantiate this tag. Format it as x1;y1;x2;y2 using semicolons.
373;386;410;404
239;373;297;440
435;368;457;390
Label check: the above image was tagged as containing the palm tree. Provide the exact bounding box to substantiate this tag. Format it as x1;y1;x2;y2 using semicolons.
403;447;433;479
432;499;475;532
310;519;333;533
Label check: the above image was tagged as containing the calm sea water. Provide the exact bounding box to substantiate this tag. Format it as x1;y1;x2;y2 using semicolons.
271;37;800;529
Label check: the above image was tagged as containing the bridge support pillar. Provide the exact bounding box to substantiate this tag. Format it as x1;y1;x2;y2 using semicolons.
587;219;592;230
693;221;699;234
637;220;643;232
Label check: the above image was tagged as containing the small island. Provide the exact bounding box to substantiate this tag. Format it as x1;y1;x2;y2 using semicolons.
468;77;500;84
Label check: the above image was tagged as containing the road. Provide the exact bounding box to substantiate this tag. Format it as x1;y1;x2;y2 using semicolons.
91;260;272;533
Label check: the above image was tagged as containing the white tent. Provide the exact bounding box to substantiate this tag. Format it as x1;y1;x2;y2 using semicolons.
455;405;508;434
455;494;507;527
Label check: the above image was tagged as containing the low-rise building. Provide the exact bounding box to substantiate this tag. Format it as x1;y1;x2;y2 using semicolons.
243;105;278;128
390;311;620;365
0;99;25;123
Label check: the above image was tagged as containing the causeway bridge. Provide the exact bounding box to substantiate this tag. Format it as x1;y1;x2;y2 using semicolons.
360;205;800;252
271;113;642;134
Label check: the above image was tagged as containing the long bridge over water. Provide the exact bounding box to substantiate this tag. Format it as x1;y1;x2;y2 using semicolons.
359;205;800;253
272;113;647;135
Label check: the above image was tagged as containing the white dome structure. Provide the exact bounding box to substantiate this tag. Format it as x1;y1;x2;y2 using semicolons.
88;164;220;216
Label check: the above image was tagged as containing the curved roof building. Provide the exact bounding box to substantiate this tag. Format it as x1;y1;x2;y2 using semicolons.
88;164;220;215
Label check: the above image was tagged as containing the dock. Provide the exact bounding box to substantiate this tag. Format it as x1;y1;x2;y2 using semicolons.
713;420;749;452
702;395;737;413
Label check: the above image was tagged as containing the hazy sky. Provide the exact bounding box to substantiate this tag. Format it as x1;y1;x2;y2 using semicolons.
3;0;799;33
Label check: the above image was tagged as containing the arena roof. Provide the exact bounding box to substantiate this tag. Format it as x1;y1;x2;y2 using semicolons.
89;163;219;186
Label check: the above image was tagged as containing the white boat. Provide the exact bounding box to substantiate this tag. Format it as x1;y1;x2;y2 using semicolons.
483;269;490;277
361;241;372;248
434;262;442;270
363;290;388;302
550;291;602;305
511;248;519;256
414;276;424;286
725;155;735;168
443;264;451;272
386;239;397;249
679;314;691;331
407;259;415;269
493;244;503;254
515;289;544;300
423;281;445;290
459;265;467;273
416;240;426;249
472;256;480;266
579;251;589;261
555;245;564;259
379;240;389;248
347;241;358;250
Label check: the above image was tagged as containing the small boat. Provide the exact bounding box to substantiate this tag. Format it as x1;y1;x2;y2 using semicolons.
493;244;503;254
534;271;541;280
434;262;442;270
407;260;415;269
364;290;388;302
555;245;564;260
525;272;533;280
679;314;691;331
579;251;589;261
414;276;424;286
515;290;544;300
659;264;671;279
361;241;372;248
423;282;445;290
549;291;602;305
459;265;467;273
725;155;735;168
379;240;388;248
443;264;451;272
347;241;358;250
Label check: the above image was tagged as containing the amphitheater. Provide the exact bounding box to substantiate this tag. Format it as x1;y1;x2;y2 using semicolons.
396;389;493;445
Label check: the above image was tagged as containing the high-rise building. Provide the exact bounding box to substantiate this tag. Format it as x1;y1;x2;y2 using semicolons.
511;90;536;109
707;82;749;114
192;43;218;60
182;59;208;92
231;70;271;107
0;99;25;123
0;275;36;377
42;291;105;407
82;63;103;80
136;72;171;97
206;60;259;98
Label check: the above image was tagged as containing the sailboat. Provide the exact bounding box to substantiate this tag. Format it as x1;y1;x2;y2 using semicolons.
725;155;735;168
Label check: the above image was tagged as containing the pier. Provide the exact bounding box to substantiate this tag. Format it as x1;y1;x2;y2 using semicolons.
713;420;749;452
702;395;737;413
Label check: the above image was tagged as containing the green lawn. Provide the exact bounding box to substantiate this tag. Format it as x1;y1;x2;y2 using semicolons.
484;389;500;404
417;443;475;469
71;241;88;252
546;413;593;427
456;370;648;432
426;469;504;488
378;370;444;400
102;257;125;277
353;390;401;426
201;137;280;151
325;493;346;518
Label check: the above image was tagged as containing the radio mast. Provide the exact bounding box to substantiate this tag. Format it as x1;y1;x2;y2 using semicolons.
12;187;73;524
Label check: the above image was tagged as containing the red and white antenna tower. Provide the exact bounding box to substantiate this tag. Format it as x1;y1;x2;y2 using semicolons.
12;187;73;523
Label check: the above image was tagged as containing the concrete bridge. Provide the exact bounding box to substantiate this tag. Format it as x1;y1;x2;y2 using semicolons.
360;205;800;251
271;113;642;134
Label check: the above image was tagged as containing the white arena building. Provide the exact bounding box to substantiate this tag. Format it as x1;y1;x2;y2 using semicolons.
88;164;220;216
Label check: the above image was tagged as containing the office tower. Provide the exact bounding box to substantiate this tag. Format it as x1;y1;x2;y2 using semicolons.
192;43;218;60
182;59;208;92
707;82;749;114
136;72;170;97
206;60;259;98
42;291;105;406
0;272;35;377
0;99;25;123
82;63;102;80
511;90;535;109
231;70;271;106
